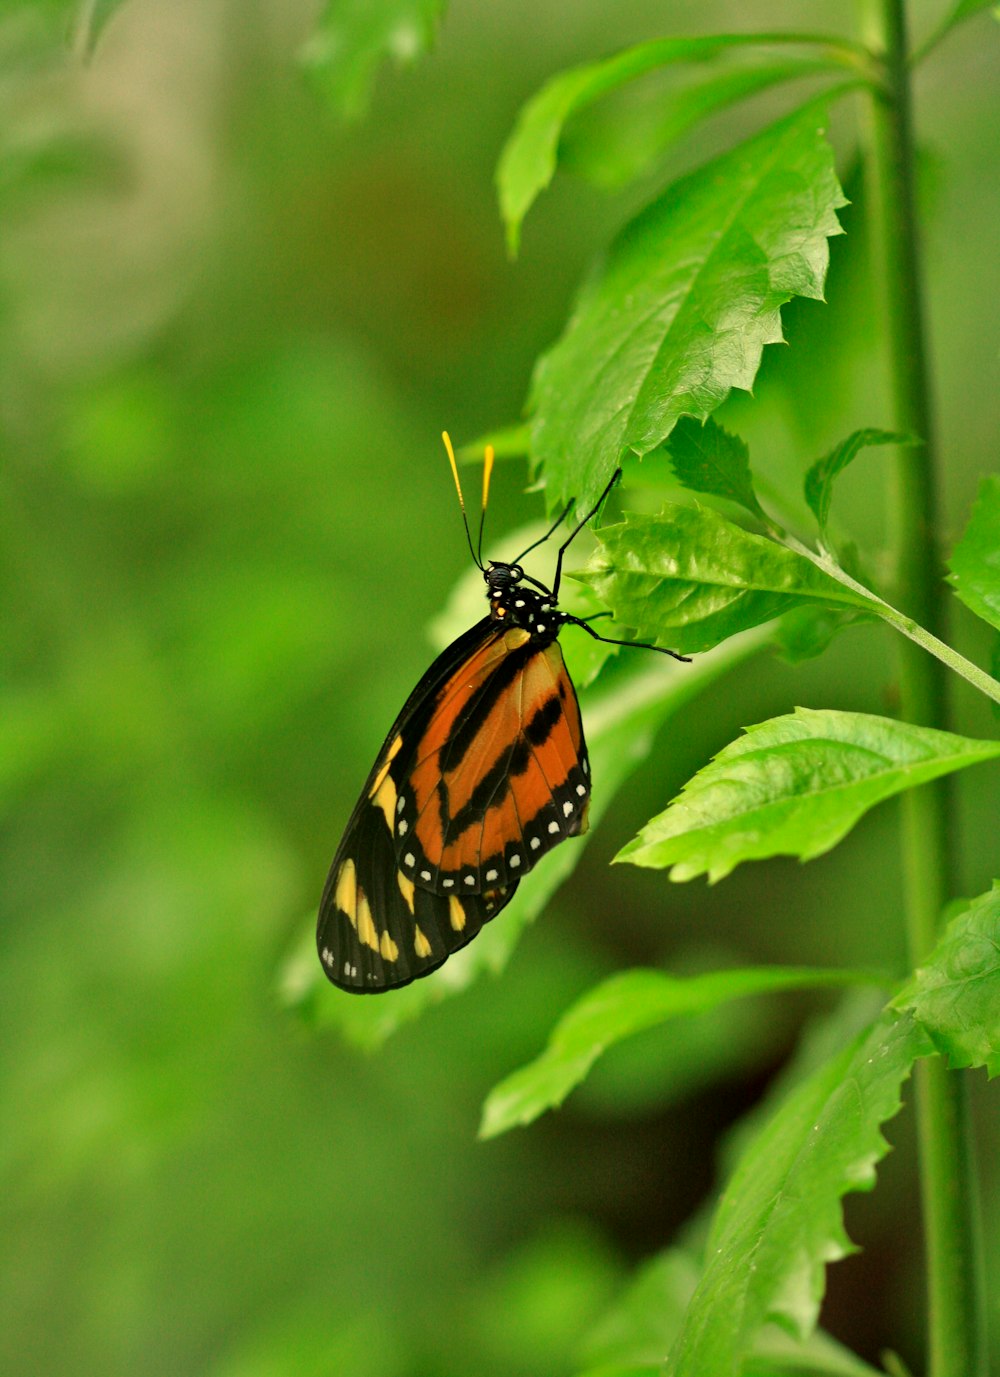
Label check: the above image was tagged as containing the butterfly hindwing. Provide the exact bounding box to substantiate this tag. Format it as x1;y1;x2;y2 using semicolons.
318;793;516;991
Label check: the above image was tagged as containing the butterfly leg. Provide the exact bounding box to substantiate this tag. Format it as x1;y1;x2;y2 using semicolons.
565;614;691;663
511;499;575;566
551;469;623;597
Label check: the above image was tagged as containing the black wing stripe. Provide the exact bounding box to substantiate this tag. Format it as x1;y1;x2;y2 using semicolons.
524;694;562;747
407;630;521;775
438;642;534;773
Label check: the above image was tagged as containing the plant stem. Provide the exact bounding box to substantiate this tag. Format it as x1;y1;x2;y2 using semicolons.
856;2;986;1373
779;536;1000;707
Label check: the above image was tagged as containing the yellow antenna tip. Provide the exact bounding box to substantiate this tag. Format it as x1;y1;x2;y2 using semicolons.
482;445;495;512
442;430;466;511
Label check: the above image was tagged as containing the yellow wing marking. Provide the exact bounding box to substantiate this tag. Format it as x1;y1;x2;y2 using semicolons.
371;772;398;829
380;931;399;962
396;870;416;914
368;734;404;801
355;887;379;952
335;858;357;915
414;926;432;958
448;895;466;932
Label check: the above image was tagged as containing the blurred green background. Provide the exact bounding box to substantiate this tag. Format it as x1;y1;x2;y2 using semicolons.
2;2;998;1374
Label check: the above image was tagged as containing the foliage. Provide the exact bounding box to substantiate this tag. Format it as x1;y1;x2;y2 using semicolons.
300;0;446;117
665;1013;932;1375
577;504;874;653
527;103;847;512
616;709;1000;881
897;883;1000;1074
480;965;881;1138
947;476;1000;632
803;429;912;536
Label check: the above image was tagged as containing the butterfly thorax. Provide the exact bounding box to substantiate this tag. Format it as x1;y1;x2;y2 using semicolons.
484;562;565;640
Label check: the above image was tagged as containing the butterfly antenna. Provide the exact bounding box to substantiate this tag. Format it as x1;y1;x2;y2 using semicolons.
476;444;494;566
442;431;484;571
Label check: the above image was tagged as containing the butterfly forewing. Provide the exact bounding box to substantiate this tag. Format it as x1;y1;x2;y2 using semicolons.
317;617;590;992
395;631;589;891
402;638;588;891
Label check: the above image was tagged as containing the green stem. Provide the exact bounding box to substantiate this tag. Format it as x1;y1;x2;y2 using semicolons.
856;2;986;1374
780;537;1000;707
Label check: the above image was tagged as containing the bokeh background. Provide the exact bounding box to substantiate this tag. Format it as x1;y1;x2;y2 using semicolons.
2;2;998;1374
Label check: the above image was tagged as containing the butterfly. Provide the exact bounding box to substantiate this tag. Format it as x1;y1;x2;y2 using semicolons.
317;436;689;993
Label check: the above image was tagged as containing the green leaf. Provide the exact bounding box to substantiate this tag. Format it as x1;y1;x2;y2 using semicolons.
280;627;772;1048
72;0;129;55
664;1012;932;1376
771;605;875;664
617;707;1000;882
577;1367;661;1377
529;104;846;511
578;1258;888;1375
803;429;912;533
744;1325;891;1376
480;965;880;1139
666;415;766;520
300;0;445;118
947;474;1000;631
949;0;1000;20
897;881;1000;1074
577;504;874;655
498;37;852;253
920;0;1000;54
562;59;843;194
578;1249;699;1374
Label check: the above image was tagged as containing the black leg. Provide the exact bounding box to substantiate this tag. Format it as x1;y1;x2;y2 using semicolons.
511;500;575;566
566;614;691;663
552;468;622;598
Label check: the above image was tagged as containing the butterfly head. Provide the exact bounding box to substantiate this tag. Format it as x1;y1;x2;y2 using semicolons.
484;560;524;596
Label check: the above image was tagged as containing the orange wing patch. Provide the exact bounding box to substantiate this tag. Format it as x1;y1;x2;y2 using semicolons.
394;635;590;893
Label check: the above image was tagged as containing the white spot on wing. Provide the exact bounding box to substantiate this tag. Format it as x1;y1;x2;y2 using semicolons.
404;852;415;866
562;801;573;817
548;821;559;834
